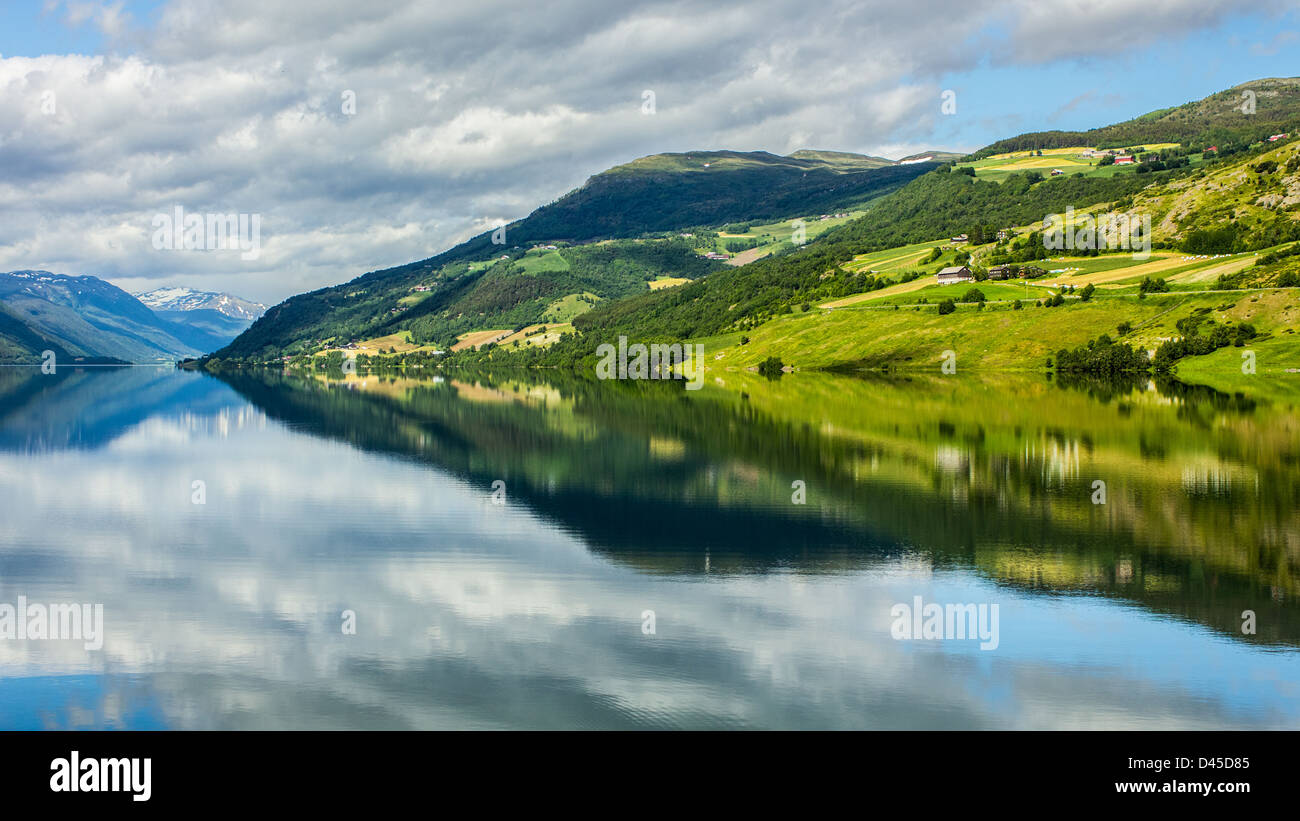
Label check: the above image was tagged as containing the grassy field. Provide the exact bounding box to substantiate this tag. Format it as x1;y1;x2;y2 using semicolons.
842;239;953;274
724;246;772;265
497;323;575;349
823;251;1265;309
708;289;1298;373
959;143;1185;181
398;290;435;307
315;330;441;357
515;248;571;274
1173;333;1300;404
827;280;1039;307
451;329;513;351
710;211;865;264
648;276;691;290
541;291;600;322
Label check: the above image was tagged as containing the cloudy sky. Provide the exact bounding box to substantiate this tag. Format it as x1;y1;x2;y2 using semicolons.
1;0;1298;304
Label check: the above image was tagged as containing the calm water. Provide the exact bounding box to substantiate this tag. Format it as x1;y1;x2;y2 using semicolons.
0;365;1296;729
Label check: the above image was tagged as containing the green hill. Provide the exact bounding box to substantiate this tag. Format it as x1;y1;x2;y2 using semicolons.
219;238;728;359
459;126;1300;382
217;150;935;360
785;149;896;169
975;77;1300;157
511;150;931;241
216;79;1300;380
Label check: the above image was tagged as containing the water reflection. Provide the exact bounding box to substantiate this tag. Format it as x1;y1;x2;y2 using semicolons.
0;365;1295;729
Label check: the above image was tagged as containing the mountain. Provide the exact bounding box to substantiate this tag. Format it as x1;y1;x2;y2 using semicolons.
788;148;966;167
135;288;266;321
783;149;895;168
974;78;1300;157
215;150;939;360
511;149;933;242
0;301;83;364
135;288;267;352
0;271;199;363
430;81;1300;382
216;79;1300;368
219;238;726;359
897;150;965;164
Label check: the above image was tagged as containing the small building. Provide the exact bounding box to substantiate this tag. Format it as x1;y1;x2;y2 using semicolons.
1050;168;1064;176
936;265;974;285
1114;155;1135;165
950;233;969;243
1269;133;1289;142
988;265;1013;280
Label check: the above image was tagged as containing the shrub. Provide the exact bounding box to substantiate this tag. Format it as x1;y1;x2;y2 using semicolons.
757;356;785;378
938;299;956;315
1138;277;1170;294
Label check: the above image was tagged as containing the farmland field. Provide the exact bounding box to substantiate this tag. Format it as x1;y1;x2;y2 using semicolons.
451;329;513;351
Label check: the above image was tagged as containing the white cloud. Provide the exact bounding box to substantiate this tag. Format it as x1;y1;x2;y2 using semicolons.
0;0;1287;304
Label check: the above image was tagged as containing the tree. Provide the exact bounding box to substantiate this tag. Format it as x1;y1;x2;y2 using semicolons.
1138;276;1170;294
960;288;986;303
938;299;956;315
1079;283;1096;302
757;356;784;378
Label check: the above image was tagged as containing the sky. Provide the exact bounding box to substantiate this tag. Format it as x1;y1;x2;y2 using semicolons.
1;0;1299;304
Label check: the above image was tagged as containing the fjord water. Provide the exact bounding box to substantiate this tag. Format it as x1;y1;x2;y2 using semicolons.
0;365;1296;729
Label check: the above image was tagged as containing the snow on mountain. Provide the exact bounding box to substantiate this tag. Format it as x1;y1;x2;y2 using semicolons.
134;288;267;321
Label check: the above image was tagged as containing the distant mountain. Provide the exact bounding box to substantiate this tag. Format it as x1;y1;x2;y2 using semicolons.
0;271;198;363
0;301;86;364
134;287;267;352
135;288;266;321
786;149;897;169
897;150;965;164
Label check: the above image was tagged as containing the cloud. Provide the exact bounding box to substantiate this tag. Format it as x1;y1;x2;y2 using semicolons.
1250;29;1299;56
0;0;1288;303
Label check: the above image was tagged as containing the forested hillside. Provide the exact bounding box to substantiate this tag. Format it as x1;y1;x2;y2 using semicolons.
975;78;1300;157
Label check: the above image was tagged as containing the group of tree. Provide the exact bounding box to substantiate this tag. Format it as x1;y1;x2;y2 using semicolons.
1055;334;1150;375
1152;315;1257;371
